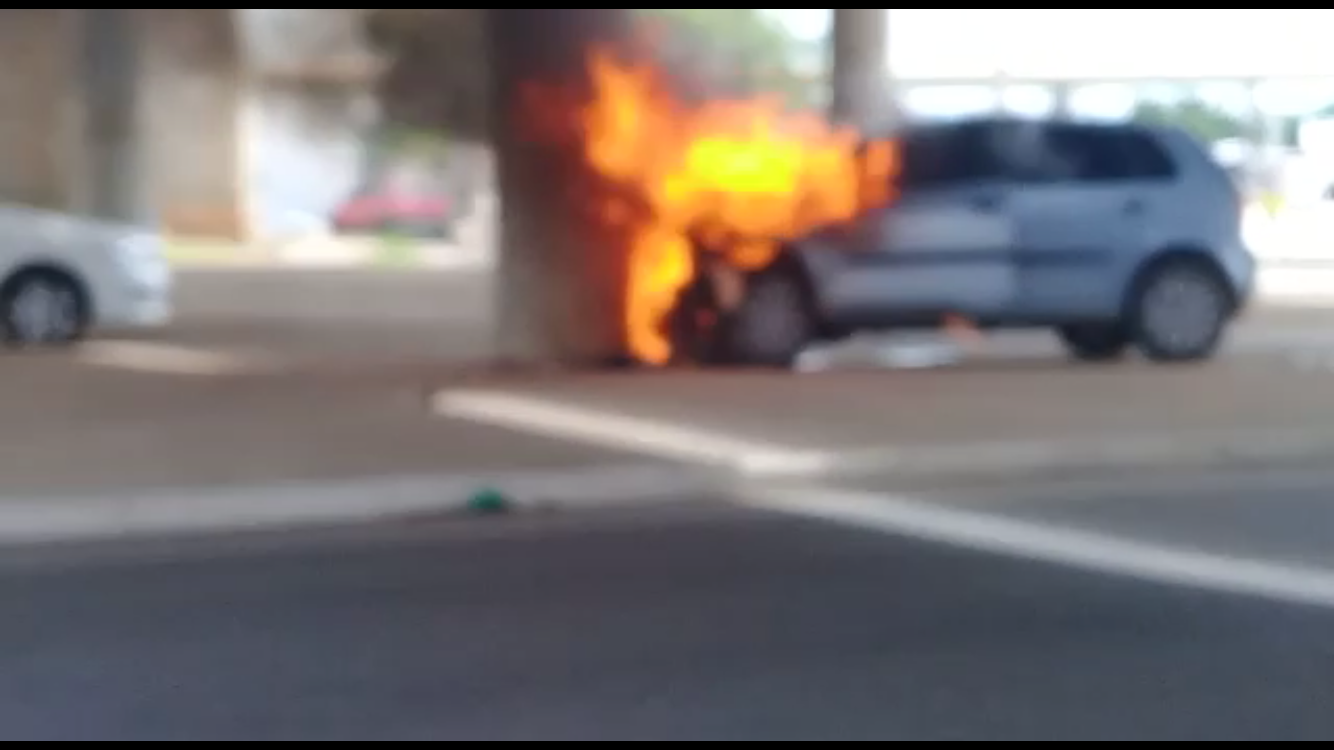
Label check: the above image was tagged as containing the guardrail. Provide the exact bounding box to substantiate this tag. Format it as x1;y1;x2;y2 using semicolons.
166;236;493;270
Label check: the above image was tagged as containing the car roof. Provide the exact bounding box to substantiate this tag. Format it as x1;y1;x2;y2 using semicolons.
866;114;1164;141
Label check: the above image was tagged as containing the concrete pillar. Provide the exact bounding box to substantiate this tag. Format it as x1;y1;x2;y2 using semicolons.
1245;79;1285;215
1050;82;1075;119
486;9;632;365
74;8;151;225
991;72;1010;115
830;8;892;131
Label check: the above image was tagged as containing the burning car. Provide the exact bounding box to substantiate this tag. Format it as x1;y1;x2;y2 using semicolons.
537;53;1254;369
672;116;1255;367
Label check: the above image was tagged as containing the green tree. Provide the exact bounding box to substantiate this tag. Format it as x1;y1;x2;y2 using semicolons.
1132;100;1250;144
1134;98;1307;147
637;9;819;108
362;9;821;139
364;9;487;140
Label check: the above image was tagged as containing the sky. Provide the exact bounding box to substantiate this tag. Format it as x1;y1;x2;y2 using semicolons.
761;9;1334;118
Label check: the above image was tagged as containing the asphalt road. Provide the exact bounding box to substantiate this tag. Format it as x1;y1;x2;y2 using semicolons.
841;464;1334;571
163;267;1334;371
5;472;1334;741
20;282;1333;499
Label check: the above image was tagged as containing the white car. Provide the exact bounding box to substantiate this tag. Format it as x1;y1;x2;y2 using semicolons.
0;205;171;346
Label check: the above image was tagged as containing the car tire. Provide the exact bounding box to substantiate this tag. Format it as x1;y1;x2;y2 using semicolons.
1126;258;1230;363
1057;323;1130;362
0;269;88;348
722;267;816;367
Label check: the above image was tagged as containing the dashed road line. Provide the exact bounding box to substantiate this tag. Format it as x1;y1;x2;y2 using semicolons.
433;388;836;476
433;387;1334;480
78;341;267;376
741;484;1334;610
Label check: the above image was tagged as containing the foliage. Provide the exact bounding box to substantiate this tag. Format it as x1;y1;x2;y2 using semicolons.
363;9;821;137
364;9;488;139
1132;100;1253;143
380;127;450;159
1133;98;1307;147
635;9;820;108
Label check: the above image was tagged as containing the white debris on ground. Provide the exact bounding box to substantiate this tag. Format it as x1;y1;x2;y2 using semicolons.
795;315;985;372
795;334;965;372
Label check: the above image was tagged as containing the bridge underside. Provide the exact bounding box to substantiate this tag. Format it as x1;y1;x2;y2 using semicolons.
0;9;377;240
0;10;245;235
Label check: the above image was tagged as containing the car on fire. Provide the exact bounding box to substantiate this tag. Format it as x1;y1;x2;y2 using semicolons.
688;115;1256;367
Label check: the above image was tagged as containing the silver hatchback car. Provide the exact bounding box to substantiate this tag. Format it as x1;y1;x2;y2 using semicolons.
713;115;1256;366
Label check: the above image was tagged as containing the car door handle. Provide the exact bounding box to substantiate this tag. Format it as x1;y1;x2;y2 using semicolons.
1123;198;1146;216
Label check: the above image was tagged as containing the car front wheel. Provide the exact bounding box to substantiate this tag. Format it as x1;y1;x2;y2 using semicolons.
721;268;816;367
1128;259;1231;363
1;270;88;347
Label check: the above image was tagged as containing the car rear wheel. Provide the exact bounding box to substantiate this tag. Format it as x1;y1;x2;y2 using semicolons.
1127;259;1230;363
1;269;88;347
722;268;816;367
1057;323;1130;362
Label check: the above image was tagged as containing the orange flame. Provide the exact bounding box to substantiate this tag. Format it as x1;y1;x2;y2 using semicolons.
532;50;899;365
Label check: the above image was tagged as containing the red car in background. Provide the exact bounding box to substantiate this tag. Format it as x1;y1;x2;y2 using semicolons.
331;189;455;240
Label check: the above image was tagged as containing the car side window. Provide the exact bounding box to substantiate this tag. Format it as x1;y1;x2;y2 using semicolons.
1120;131;1177;181
1035;124;1178;184
899;122;1007;190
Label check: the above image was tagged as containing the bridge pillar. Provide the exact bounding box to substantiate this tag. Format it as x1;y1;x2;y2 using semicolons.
74;9;151;225
830;8;892;130
486;9;632;365
1051;82;1075;119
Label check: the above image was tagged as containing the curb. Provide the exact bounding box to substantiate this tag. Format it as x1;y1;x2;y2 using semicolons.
168;258;493;273
0;463;727;546
168;251;494;273
11;431;1334;546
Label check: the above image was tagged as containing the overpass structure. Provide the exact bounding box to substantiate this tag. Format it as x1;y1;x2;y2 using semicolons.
0;9;375;240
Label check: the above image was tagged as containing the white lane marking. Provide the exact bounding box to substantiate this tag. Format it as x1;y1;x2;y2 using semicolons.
78;341;262;376
433;389;836;476
740;485;1334;610
435;389;1334;481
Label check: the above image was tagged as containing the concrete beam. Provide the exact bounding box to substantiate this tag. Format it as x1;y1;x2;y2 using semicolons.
486;9;631;365
830;8;892;131
893;75;1303;87
74;8;150;225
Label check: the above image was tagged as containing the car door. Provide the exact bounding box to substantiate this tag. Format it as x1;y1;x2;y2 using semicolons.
1007;122;1164;319
834;120;1019;324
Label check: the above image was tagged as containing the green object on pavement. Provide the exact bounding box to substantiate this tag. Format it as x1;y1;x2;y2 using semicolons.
467;487;512;515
